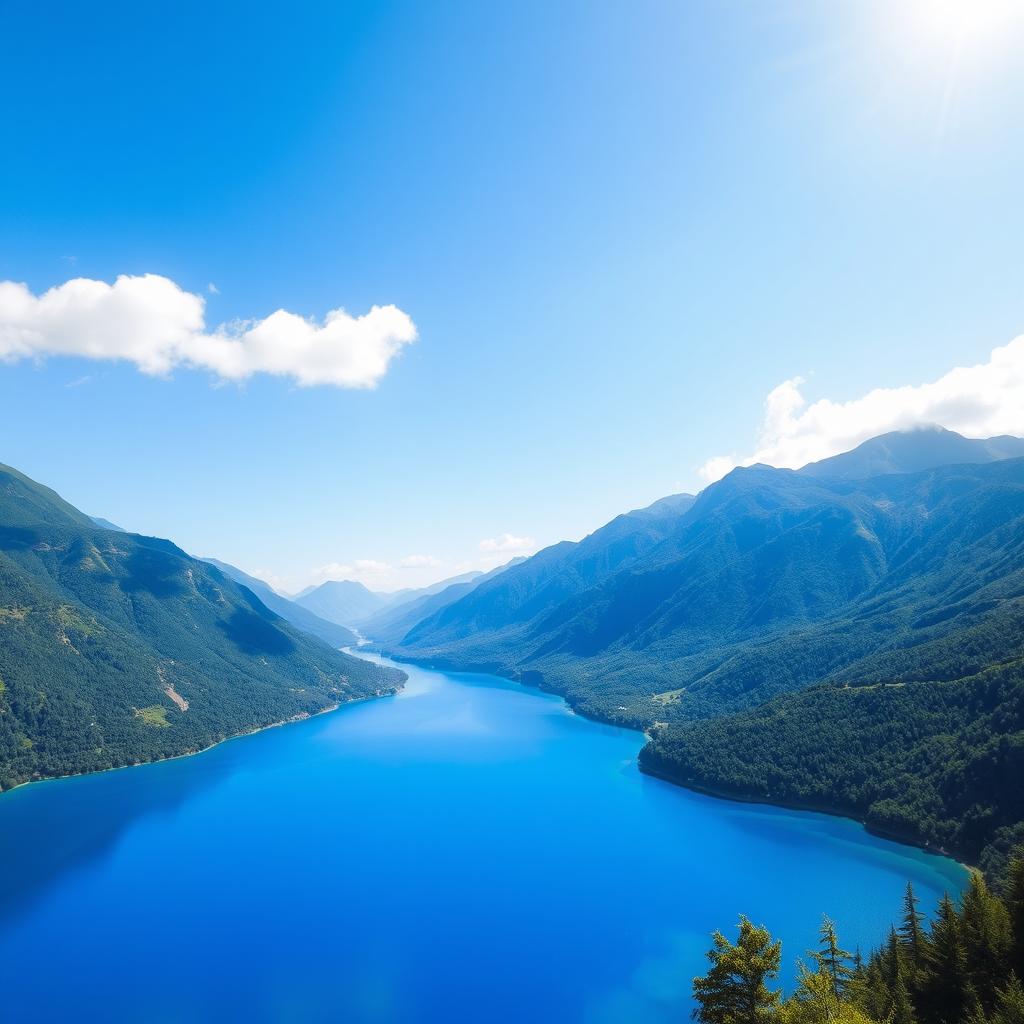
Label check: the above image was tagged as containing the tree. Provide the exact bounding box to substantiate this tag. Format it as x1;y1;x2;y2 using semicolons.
900;882;927;975
922;893;981;1024
783;961;880;1024
1006;849;1024;982
883;928;917;1024
693;916;782;1024
990;975;1024;1024
962;873;1014;1013
811;916;855;997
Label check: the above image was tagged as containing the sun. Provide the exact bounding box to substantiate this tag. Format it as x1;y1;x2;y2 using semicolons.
899;0;1024;54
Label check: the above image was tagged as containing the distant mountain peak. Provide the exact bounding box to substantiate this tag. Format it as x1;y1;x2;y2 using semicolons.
798;427;1024;480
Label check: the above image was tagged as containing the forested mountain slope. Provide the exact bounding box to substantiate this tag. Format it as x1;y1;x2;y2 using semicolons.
388;454;1024;724
0;463;404;790
204;557;357;649
394;491;697;662
378;432;1024;873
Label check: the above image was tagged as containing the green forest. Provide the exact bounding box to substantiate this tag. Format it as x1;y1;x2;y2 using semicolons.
693;849;1024;1024
381;447;1024;884
0;462;405;789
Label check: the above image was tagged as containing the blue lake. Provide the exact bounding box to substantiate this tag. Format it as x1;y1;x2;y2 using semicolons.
0;654;966;1023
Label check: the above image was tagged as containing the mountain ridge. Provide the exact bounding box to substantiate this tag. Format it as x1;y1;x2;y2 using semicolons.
0;462;404;790
372;430;1024;874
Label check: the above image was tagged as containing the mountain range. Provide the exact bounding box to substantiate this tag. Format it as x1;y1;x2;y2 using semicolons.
4;425;1022;877
293;569;490;630
373;427;1024;874
0;462;404;790
203;558;358;649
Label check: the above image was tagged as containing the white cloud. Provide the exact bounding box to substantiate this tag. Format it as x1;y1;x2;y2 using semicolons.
478;533;536;555
207;282;219;295
0;273;416;389
400;554;442;569
699;335;1024;482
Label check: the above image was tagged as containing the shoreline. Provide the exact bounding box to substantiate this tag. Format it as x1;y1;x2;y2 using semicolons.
0;687;397;799
379;646;973;880
638;760;974;879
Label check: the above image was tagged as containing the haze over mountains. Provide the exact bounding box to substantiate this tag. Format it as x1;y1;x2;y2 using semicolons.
369;427;1024;874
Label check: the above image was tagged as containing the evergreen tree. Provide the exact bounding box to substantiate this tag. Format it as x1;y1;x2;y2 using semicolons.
922;893;981;1024
811;916;855;997
693;916;782;1024
1006;850;1024;982
900;882;928;975
990;975;1024;1024
848;949;891;1024
962;873;1014;1013
883;928;917;1024
783;961;879;1024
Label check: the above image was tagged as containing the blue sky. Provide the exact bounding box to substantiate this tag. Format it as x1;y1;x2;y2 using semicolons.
2;0;1023;592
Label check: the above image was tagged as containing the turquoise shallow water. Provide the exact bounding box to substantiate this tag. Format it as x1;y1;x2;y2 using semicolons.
0;653;966;1023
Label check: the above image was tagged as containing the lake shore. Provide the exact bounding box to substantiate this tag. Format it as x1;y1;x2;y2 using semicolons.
377;646;971;880
638;759;974;878
0;685;401;798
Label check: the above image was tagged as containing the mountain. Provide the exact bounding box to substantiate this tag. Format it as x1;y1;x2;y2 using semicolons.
394;491;697;657
90;516;126;532
203;558;357;649
798;425;1024;480
361;557;526;646
642;656;1024;878
294;579;386;626
0;462;404;790
388;446;1024;724
381;431;1024;872
384;570;483;605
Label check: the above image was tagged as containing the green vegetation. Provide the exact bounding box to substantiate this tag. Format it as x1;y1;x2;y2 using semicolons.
695;850;1024;1024
0;462;405;790
382;436;1024;879
642;659;1024;879
135;705;171;727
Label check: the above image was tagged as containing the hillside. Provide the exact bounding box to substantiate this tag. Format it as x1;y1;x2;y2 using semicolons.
0;463;405;790
204;557;357;649
360;557;525;646
642;659;1024;878
378;431;1024;873
387;448;1024;724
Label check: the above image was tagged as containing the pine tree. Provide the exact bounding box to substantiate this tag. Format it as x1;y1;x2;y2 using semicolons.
693;916;782;1024
922;893;981;1024
784;961;880;1024
1006;849;1024;983
848;949;890;1023
962;873;1014;1013
884;928;917;1024
990;975;1024;1024
900;882;927;975
811;916;855;997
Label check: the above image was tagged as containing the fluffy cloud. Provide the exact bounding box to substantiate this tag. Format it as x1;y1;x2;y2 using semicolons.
0;273;417;388
479;533;536;555
700;335;1024;481
400;554;442;569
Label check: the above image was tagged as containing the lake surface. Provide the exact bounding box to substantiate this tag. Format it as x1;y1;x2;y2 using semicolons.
0;653;965;1023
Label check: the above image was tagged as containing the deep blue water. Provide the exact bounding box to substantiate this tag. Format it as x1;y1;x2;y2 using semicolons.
0;654;965;1023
